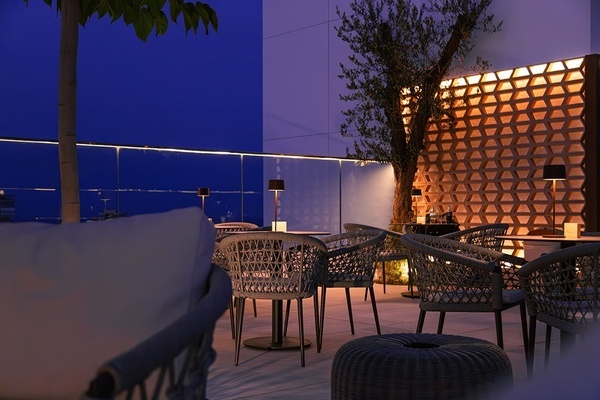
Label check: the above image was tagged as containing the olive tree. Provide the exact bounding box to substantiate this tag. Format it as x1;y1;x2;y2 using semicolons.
24;0;217;223
336;0;501;227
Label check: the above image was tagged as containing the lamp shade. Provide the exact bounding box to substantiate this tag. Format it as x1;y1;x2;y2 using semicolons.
268;179;285;191
197;187;210;197
542;165;566;180
411;188;422;197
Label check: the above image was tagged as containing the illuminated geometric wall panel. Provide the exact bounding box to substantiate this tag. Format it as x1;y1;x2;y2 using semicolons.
416;57;590;238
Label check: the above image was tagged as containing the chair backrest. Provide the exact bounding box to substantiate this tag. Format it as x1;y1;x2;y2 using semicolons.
518;242;600;335
343;222;405;256
219;232;327;299
214;222;259;238
401;233;524;309
322;229;386;283
440;223;509;252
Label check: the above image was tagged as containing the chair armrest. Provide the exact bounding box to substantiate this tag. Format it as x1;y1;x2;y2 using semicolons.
86;264;232;398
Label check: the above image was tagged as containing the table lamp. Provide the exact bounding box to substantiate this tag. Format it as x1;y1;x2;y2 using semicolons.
197;187;210;212
542;164;566;237
268;179;285;231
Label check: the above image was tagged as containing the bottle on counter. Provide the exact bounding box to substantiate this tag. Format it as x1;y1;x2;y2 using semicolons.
429;206;436;224
446;206;453;223
425;207;431;224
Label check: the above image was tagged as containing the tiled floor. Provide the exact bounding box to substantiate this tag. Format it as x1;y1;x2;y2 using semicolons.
206;284;557;399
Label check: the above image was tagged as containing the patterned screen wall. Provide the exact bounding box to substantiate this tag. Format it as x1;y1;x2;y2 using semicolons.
415;56;590;237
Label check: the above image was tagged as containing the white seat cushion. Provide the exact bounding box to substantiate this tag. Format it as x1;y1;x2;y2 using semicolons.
0;207;215;399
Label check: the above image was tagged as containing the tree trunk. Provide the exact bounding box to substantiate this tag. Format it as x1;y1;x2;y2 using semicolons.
58;0;80;223
390;157;419;229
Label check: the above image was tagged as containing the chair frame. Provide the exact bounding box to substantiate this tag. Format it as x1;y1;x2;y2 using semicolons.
343;223;407;296
219;231;327;367
214;222;259;238
400;233;528;356
518;242;600;376
319;229;387;348
440;223;509;252
86;264;231;399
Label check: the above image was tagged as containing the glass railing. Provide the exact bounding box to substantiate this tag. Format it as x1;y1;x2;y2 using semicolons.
0;137;395;234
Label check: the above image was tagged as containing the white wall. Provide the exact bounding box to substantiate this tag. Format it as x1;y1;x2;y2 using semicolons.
262;0;599;230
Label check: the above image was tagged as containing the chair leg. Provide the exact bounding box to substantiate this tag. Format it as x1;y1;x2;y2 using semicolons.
437;312;446;334
228;297;235;340
319;286;327;347
283;299;292;337
544;324;552;370
527;316;537;378
345;288;355;335
368;286;381;334
382;261;386;294
297;298;305;367
252;299;257;317
494;310;504;349
560;329;576;355
313;290;321;353
519;303;529;358
234;297;246;366
407;262;415;298
364;287;368;301
416;310;426;333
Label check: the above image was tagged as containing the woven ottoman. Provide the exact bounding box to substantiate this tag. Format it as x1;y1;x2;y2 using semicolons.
331;333;512;400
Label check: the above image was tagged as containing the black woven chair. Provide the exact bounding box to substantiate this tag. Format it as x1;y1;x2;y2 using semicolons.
518;242;600;376
440;223;509;252
318;229;386;349
343;223;407;296
400;233;528;358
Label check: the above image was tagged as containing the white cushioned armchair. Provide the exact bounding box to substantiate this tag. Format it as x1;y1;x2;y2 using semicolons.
0;207;231;399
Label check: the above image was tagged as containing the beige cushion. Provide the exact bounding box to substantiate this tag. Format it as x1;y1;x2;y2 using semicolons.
0;207;215;399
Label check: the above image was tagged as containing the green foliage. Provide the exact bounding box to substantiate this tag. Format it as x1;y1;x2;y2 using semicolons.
25;0;218;41
373;260;409;285
336;0;500;225
336;0;500;168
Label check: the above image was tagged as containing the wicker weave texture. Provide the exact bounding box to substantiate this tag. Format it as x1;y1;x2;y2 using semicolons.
331;333;513;400
219;232;327;300
518;242;600;335
343;223;407;261
440;223;509;252
401;234;524;311
214;222;259;238
322;230;386;285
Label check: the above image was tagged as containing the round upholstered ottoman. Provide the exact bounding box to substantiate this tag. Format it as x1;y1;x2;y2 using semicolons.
331;333;512;400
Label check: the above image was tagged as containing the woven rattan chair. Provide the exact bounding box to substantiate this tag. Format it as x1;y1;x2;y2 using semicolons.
440;223;509;252
343;223;407;296
213;222;262;333
400;233;528;356
214;222;259;238
318;229;386;348
219;232;327;367
518;242;600;376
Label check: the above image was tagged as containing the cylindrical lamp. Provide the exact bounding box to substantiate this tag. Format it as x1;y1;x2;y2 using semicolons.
197;187;210;212
268;179;285;231
542;164;566;236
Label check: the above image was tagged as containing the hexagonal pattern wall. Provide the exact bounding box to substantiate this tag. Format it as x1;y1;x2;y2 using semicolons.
415;57;587;240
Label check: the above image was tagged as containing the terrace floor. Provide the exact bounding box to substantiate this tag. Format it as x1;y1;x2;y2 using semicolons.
206;283;562;399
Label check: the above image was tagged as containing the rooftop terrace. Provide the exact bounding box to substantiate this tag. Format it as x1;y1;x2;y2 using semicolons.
206;283;551;399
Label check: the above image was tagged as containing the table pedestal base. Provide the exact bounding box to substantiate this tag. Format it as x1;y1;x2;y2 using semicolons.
244;336;311;350
401;290;419;299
